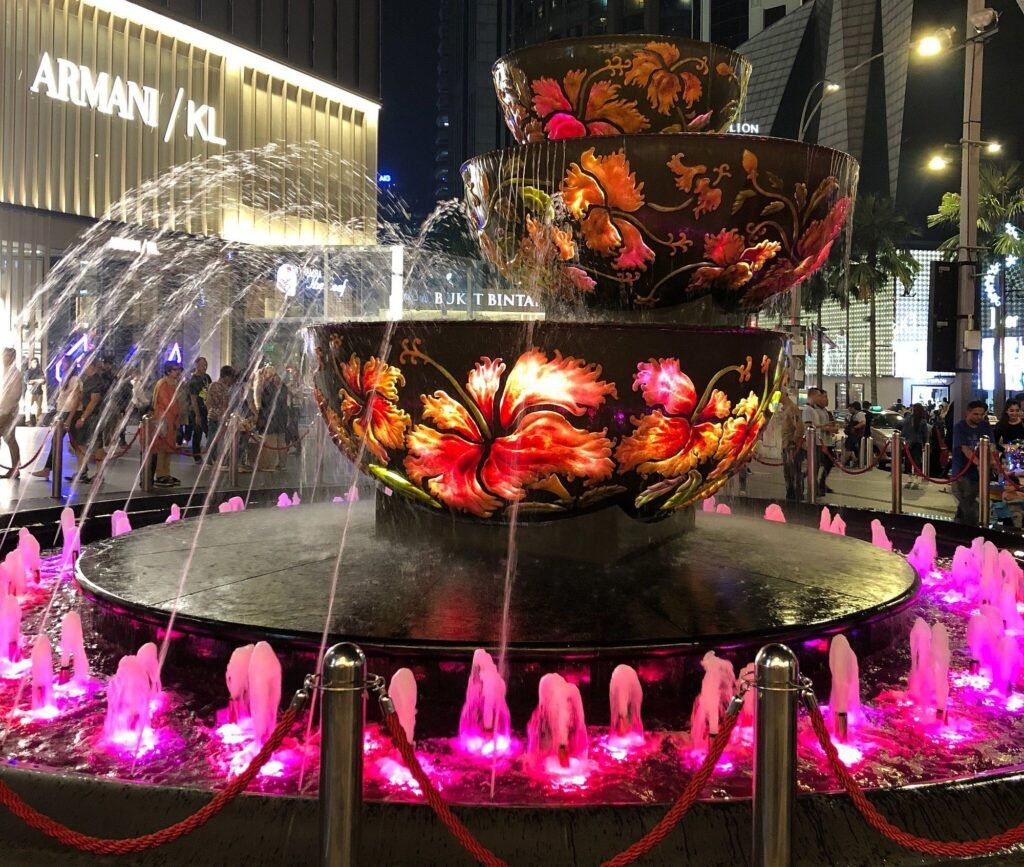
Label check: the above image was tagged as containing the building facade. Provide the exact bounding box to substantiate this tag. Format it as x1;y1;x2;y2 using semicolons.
0;0;379;374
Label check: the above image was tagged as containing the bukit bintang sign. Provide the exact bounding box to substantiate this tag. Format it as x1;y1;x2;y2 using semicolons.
29;51;227;145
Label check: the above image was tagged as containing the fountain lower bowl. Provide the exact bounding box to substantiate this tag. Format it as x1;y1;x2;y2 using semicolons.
307;320;786;523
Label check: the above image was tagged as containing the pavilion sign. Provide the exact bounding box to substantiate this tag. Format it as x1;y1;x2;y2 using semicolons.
29;51;227;146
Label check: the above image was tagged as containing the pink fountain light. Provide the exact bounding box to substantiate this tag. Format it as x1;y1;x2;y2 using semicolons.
764;504;786;523
690;651;737;749
828;634;860;739
457;649;512;757
527;673;589;778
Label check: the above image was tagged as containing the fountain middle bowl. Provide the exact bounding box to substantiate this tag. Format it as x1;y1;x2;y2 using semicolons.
461;132;859;311
308;320;785;522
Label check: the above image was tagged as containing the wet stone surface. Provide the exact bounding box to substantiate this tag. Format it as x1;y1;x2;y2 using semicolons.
77;502;918;651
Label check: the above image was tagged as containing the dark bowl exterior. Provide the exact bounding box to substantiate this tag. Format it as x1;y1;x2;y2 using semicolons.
308;321;786;524
493;35;751;143
461;133;858;311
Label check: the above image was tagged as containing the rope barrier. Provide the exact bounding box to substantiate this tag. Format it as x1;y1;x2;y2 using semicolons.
901;443;980;485
0;705;299;855
599;712;739;867
381;712;510;867
804;699;1024;858
102;426;142;462
0;430;52;473
818;443;888;476
753;453;784;467
380;704;739;867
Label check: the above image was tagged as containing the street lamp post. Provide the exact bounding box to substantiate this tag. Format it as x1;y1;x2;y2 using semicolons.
954;0;987;418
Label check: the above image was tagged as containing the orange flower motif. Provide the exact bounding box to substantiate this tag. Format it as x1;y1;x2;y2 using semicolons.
616;359;722;479
562;148;655;272
404;350;617;518
335;354;411;465
708;392;764;480
530;72;649;139
693;178;722;217
690;229;781;292
667;153;707;193
625;43;704;115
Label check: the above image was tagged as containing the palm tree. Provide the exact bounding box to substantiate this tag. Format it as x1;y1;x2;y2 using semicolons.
801;255;845;390
848;194;920;405
928;162;1024;412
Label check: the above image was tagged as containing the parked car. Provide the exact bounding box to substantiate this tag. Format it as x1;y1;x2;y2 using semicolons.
868;410;906;468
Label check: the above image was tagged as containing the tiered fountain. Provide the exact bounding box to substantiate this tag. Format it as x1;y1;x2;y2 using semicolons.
2;36;1024;867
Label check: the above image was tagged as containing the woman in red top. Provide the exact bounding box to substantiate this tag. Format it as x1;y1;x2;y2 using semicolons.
151;362;183;486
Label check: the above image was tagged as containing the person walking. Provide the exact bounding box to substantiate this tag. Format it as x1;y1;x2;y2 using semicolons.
68;356;108;483
31;359;82;482
901;403;929;489
801;387;839;496
188;357;212;463
0;348;24;478
778;389;806;500
951;400;996;526
24;358;44;427
152;362;183;487
204;365;237;464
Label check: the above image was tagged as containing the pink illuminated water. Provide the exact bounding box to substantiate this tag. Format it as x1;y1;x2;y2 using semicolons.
1;527;1023;807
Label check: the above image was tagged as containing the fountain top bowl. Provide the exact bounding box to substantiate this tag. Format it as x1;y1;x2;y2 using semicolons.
493;34;751;143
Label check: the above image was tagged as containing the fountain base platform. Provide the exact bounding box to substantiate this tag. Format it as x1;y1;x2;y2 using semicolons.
76;500;917;730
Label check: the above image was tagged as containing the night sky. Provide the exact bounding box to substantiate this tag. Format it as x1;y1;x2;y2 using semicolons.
377;0;1024;235
379;0;441;222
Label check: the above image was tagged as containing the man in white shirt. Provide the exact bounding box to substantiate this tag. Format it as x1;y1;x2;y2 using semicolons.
0;348;24;478
801;387;840;496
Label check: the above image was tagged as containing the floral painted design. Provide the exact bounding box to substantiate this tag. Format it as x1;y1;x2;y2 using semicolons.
530;71;649;139
493;40;749;144
314;338;410;466
689;229;781;292
562;148;656;275
624;43;706;117
400;339;618;518
616;351;782;512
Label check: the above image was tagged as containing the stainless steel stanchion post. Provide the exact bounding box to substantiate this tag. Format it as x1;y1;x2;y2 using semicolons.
979;435;991;528
859;435;869;468
227;415;240;489
139;415;154;493
314;416;327;493
320;642;365;867
752;643;799;867
805;424;817;505
891;431;903;514
50;418;63;499
922;441;932;480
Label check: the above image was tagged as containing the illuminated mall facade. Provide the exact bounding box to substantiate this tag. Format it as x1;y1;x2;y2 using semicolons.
0;0;380;374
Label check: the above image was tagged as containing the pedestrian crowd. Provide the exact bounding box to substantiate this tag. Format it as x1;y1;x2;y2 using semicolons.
0;347;305;489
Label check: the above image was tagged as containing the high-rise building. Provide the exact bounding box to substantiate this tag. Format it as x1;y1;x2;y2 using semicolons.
136;0;381;97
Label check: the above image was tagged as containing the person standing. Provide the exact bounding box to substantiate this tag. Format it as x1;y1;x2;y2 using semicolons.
256;368;290;471
801;387;839;496
951;400;995;526
994;399;1024;478
901;403;929;489
778;389;806;500
0;348;23;479
841;401;866;467
24;358;44;427
188;357;212;463
31;359;82;482
204;365;237;464
152;362;183;487
69;356;108;483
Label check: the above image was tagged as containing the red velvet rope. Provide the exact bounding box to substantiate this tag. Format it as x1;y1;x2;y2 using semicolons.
0;431;52;473
805;700;1024;858
0;706;297;855
818;443;888;475
901;442;980;485
753;453;785;467
381;708;739;867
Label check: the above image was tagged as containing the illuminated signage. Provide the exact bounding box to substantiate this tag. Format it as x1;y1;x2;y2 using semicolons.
728;122;761;134
276;263;348;296
30;52;227;145
378;173;393;184
107;236;160;255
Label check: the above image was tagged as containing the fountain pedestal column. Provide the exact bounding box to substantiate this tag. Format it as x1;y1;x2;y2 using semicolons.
373;490;694;565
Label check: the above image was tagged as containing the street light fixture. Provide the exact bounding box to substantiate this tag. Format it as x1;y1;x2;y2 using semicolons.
928;154;951;171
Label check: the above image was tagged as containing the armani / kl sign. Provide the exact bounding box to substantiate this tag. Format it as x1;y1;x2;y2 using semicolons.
29;51;227;146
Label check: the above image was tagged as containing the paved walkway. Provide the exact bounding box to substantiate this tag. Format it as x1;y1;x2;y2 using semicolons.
0;425;977;528
0;423;353;514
